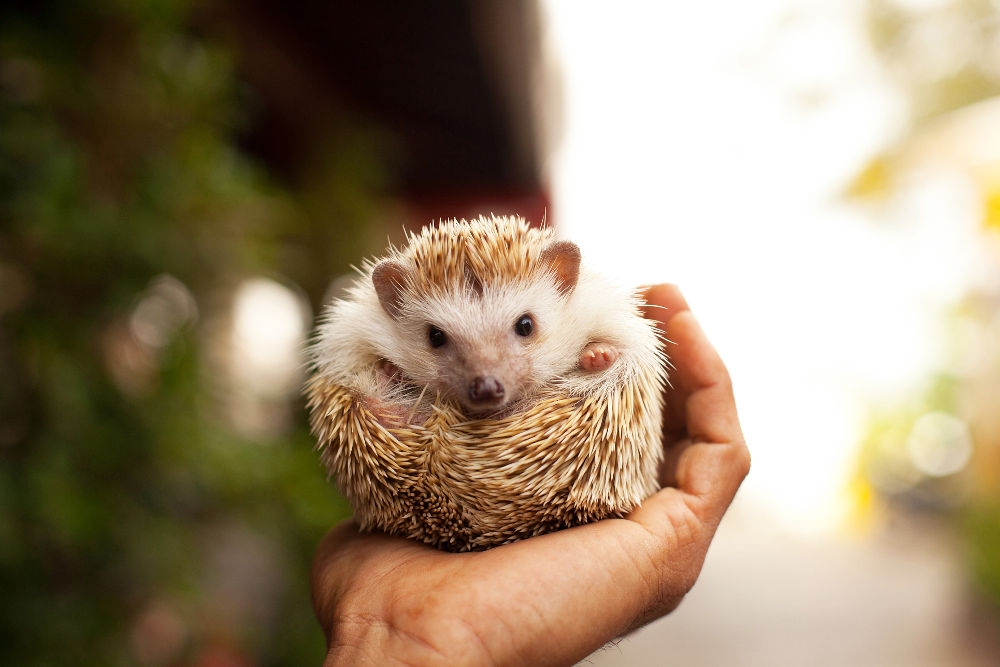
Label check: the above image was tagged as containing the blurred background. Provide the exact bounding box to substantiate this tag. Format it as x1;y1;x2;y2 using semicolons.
1;0;999;665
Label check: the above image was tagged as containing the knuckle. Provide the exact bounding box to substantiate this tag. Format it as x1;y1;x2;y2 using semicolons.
716;363;734;392
732;441;751;479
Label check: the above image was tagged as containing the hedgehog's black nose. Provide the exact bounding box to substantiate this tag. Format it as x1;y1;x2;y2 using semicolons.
469;375;505;403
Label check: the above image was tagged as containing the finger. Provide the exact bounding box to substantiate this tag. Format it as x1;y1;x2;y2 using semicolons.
657;436;693;488
668;311;740;444
675;440;750;526
640;283;690;326
666;312;749;522
640;284;691;441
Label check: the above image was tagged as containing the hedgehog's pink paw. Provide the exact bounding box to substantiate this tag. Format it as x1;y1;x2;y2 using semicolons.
579;342;619;372
376;358;403;384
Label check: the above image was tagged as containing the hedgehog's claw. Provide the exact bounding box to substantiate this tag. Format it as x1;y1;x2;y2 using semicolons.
579;342;619;372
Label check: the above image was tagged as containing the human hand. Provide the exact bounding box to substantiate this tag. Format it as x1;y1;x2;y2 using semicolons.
310;284;750;666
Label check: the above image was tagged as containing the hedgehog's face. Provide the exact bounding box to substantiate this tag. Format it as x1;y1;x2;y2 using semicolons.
372;241;580;416
400;285;553;414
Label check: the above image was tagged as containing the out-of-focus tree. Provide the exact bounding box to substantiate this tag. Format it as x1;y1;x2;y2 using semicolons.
0;0;383;664
851;0;1000;616
867;0;1000;120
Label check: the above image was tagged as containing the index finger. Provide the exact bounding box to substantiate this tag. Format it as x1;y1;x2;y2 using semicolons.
640;283;690;328
641;285;750;524
641;284;690;442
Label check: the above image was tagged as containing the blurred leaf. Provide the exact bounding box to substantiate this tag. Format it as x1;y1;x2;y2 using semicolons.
0;0;373;664
976;166;1000;231
964;501;1000;606
845;154;894;201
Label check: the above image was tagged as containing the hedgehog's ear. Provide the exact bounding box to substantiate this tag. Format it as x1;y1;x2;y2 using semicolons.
540;240;581;296
372;260;409;319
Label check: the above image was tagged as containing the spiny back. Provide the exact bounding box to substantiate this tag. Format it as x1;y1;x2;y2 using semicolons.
405;215;553;291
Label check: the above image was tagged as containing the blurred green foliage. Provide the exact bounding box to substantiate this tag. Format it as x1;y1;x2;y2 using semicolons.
0;1;380;664
866;0;1000;122
856;0;1000;619
965;500;1000;606
856;298;1000;612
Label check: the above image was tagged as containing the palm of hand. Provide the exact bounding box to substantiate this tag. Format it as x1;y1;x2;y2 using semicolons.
311;285;750;666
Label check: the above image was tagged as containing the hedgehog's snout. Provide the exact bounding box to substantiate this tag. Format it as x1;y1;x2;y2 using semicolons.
468;375;505;405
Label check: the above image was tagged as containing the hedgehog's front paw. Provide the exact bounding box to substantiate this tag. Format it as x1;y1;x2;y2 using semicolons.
579;342;619;372
376;358;404;384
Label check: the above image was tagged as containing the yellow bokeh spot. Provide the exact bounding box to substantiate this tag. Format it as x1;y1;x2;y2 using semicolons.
842;474;882;537
845;156;893;201
973;163;1000;231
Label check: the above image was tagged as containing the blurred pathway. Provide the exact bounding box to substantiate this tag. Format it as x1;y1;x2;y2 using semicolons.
583;503;999;666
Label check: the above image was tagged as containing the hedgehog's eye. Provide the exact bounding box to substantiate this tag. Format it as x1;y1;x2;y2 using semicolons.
428;325;447;348
514;314;534;337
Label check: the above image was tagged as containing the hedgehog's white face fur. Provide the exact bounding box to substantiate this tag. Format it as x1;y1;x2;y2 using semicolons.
311;216;662;422
371;240;581;414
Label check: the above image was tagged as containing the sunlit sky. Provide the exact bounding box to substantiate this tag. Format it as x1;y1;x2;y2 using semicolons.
540;0;992;532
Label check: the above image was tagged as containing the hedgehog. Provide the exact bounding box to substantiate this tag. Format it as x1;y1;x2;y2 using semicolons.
305;215;667;551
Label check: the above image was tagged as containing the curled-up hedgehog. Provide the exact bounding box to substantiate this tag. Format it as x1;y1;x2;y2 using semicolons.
306;215;667;551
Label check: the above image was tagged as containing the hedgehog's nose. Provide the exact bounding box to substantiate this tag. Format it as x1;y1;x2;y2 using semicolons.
469;375;505;404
